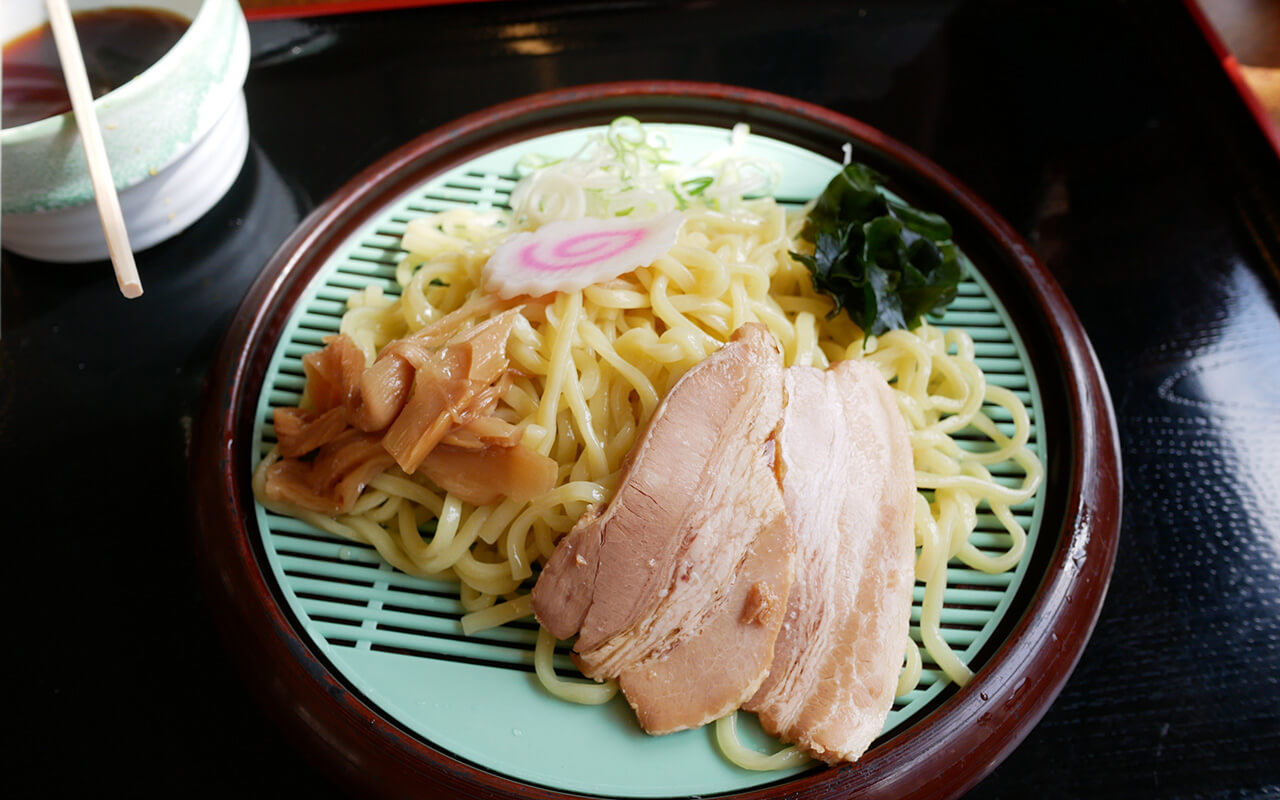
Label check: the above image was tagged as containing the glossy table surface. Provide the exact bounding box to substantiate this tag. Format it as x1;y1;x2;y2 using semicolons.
5;1;1279;797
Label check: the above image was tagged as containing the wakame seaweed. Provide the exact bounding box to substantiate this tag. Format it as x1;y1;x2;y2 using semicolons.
791;163;967;337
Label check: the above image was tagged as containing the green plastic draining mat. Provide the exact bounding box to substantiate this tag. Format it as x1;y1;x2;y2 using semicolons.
250;125;1048;797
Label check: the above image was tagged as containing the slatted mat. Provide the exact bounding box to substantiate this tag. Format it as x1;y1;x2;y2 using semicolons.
249;125;1047;797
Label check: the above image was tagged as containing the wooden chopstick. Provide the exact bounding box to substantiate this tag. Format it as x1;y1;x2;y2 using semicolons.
44;0;143;298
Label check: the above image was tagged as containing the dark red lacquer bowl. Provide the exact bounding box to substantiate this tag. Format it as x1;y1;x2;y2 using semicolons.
191;81;1121;800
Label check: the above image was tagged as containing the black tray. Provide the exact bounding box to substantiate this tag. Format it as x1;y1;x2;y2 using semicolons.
4;1;1278;797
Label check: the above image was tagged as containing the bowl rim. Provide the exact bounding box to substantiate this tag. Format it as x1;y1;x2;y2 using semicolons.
190;80;1122;800
0;0;217;145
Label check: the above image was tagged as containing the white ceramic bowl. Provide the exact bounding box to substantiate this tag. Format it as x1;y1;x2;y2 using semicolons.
1;0;250;262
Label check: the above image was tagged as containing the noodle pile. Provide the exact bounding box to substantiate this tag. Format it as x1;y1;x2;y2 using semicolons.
251;119;1043;769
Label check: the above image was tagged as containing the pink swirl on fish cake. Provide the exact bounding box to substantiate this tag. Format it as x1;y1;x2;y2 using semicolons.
518;229;647;272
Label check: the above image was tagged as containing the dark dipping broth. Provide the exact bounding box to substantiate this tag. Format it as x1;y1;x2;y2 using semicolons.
2;7;190;129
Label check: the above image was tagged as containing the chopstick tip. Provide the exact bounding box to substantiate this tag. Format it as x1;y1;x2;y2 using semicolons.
121;281;144;299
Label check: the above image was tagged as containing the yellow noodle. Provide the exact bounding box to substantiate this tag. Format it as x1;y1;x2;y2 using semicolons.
897;638;924;699
920;552;975;686
460;594;533;636
713;713;812;771
460;582;497;613
534;629;619;705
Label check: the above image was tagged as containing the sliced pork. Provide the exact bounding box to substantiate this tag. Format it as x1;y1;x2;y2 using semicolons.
743;359;916;764
532;323;795;735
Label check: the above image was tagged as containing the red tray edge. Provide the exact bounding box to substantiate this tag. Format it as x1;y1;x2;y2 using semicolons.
242;0;504;22
1182;0;1280;163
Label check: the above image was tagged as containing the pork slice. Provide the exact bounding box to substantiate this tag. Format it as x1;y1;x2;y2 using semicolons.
743;359;916;764
531;323;794;733
617;493;792;734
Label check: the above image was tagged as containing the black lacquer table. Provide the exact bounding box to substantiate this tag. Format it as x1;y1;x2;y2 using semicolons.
5;1;1278;797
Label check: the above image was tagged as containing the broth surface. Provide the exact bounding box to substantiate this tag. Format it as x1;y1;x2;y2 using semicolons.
2;7;190;129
